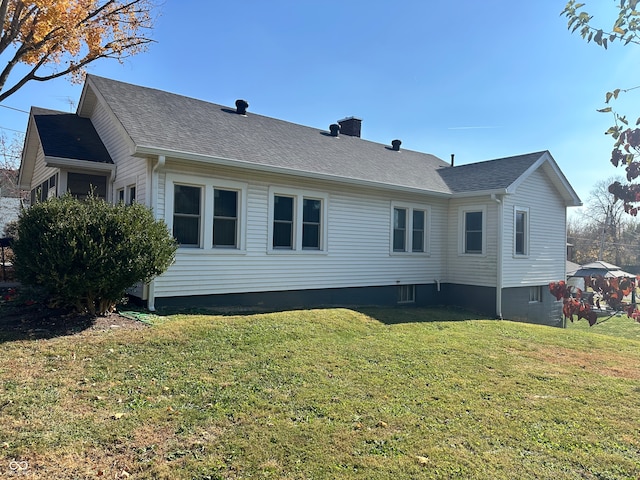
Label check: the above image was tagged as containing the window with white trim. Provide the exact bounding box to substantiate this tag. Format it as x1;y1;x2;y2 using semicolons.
273;195;294;249
269;187;327;252
393;207;407;252
173;184;202;247
302;198;321;249
529;286;542;303
397;284;415;303
391;203;429;254
213;188;238;248
127;185;136;204
117;188;125;203
514;206;529;256
459;206;486;255
167;174;247;250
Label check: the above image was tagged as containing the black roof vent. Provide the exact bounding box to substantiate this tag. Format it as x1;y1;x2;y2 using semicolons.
391;139;402;151
329;123;340;137
338;117;362;137
235;99;248;115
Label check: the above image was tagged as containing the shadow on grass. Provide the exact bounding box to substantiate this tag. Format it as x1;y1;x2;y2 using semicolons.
356;305;485;325
1;282;486;342
0;286;151;343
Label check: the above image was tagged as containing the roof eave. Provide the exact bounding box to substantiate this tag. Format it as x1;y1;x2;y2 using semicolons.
18;112;40;189
44;156;116;173
505;151;582;207
134;145;453;198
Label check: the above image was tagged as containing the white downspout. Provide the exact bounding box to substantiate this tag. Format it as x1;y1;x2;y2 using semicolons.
147;155;165;311
492;193;504;319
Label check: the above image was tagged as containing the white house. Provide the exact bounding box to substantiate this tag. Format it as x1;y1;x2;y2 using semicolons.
18;75;582;326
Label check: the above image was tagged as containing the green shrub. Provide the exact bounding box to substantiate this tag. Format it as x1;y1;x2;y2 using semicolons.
3;219;18;238
13;194;177;315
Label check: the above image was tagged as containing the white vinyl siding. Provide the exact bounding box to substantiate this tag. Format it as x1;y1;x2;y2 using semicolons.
446;199;497;287
30;145;57;193
501;168;567;287
90;100;147;205
152;164;447;298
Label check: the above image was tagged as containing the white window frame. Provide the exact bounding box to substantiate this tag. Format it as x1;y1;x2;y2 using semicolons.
127;184;136;205
113;176;137;205
171;183;203;248
165;173;247;252
267;186;328;254
458;205;487;255
513;206;530;257
529;286;542;303
389;202;431;255
397;284;416;304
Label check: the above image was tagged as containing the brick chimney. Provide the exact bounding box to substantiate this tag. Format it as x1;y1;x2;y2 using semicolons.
337;117;362;137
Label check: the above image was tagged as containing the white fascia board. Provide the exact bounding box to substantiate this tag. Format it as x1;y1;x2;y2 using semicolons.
506;151;582;206
44;156;116;173
134;145;453;198
82;76;137;156
18;114;39;189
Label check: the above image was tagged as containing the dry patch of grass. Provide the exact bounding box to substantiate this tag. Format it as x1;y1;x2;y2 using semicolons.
524;345;640;380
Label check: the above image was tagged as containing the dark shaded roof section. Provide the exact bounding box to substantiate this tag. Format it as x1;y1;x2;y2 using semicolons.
87;75;452;193
33;107;112;164
437;151;545;193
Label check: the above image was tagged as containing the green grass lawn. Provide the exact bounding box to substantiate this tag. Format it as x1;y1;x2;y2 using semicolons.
1;307;639;479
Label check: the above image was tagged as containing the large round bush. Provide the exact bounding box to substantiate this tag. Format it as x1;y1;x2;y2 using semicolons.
13;194;177;315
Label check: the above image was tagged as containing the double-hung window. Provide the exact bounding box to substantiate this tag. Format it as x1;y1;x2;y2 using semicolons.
514;207;529;256
213;188;238;248
391;203;429;254
167;174;246;250
393;208;407;252
302;198;321;249
273;195;295;249
173;184;202;247
459;205;486;255
269;187;327;252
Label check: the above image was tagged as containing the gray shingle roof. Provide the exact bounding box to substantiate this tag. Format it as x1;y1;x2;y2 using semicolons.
437;152;546;193
85;76;569;198
33;107;112;164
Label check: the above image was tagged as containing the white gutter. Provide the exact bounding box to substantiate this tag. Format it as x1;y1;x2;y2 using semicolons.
147;155;165;312
491;193;504;319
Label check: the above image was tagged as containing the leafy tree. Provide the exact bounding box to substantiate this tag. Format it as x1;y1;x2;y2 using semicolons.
562;1;640;216
568;177;640;265
0;0;155;102
13;194;176;315
557;2;640;324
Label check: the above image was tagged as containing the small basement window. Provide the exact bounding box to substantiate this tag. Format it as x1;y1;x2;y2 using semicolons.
529;286;542;303
397;284;415;304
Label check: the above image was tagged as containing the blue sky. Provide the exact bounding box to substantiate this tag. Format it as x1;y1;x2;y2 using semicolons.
1;1;639;210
